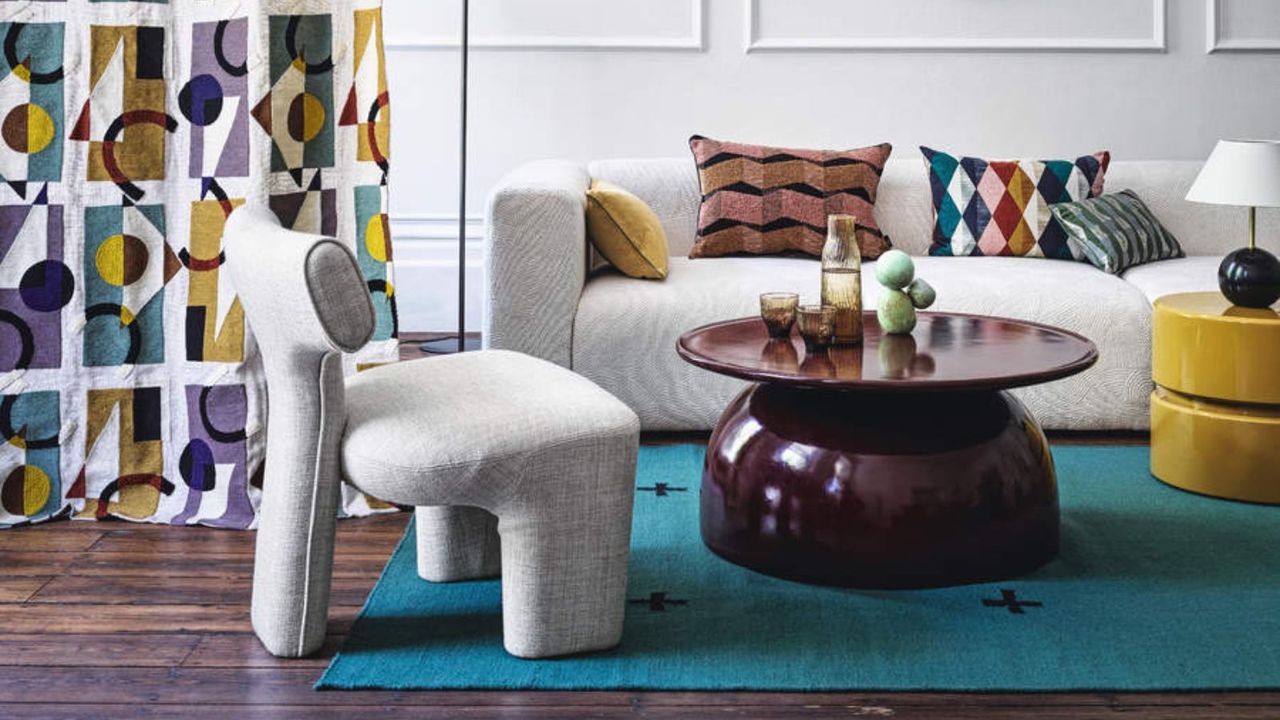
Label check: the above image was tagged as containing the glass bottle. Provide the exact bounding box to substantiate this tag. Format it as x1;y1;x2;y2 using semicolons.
821;214;863;345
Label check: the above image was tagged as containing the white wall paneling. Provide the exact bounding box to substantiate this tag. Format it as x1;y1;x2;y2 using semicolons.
385;0;1280;331
745;0;1167;52
385;0;704;332
390;217;484;333
383;0;704;50
1207;0;1280;52
392;215;486;243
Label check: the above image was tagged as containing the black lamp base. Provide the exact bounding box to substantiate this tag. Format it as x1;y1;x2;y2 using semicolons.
1219;247;1280;309
419;335;482;355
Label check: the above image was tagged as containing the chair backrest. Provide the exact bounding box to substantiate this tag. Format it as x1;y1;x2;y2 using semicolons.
223;205;375;657
225;205;375;358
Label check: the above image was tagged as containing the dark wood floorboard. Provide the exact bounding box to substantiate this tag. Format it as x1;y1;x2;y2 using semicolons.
0;336;1263;718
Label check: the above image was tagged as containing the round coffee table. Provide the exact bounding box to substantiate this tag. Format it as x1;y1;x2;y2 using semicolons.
677;312;1098;589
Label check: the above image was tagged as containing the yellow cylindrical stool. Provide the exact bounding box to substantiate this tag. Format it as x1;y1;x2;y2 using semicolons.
1151;292;1280;504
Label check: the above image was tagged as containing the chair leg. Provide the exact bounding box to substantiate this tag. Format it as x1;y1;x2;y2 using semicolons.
251;353;346;658
494;438;637;659
415;505;501;582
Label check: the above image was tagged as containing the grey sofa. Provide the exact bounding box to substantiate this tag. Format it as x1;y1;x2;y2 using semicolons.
484;157;1240;431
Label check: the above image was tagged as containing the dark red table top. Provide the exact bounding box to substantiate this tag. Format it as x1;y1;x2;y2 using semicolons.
676;312;1098;393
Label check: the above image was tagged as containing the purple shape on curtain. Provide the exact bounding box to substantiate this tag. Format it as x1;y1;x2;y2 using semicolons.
171;383;252;527
0;201;68;371
185;18;249;179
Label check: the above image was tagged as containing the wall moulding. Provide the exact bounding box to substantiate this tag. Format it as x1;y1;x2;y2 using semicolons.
384;0;704;51
745;0;1167;53
390;215;485;243
1206;0;1280;53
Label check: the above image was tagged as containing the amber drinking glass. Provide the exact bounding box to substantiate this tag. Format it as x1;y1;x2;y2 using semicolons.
759;292;799;338
760;338;800;370
796;305;836;352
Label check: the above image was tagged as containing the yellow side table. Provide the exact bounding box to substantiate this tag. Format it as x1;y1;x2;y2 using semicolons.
1151;292;1280;503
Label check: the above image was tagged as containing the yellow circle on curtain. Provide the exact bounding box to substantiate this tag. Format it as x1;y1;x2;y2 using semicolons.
364;213;390;262
12;465;50;516
96;235;128;286
2;103;54;154
24;104;55;153
299;93;326;142
95;234;149;287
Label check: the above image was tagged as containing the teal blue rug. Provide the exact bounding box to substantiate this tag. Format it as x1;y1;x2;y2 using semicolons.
318;445;1280;691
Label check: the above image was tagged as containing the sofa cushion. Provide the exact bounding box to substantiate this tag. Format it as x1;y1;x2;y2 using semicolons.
921;147;1110;259
574;256;1153;431
585;179;668;279
1050;189;1184;274
587;158;701;257
687;136;893;260
1121;256;1221;303
583;158;1246;261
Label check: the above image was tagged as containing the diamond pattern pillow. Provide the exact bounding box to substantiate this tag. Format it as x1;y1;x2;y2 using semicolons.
922;146;1111;259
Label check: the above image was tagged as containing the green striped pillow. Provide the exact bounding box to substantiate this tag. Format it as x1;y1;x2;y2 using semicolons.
1049;190;1183;274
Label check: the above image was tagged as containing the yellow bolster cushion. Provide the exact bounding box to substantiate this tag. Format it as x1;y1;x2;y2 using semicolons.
585;179;669;280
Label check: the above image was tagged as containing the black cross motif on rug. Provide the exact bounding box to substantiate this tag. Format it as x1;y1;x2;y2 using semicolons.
982;589;1043;614
636;482;688;497
628;591;688;612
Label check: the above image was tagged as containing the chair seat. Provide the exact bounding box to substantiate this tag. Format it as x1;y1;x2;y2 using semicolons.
341;349;639;505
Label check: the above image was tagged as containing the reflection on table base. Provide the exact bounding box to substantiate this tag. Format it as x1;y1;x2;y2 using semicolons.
701;384;1059;589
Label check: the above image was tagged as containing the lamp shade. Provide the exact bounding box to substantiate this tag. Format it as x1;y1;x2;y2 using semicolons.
1186;139;1280;207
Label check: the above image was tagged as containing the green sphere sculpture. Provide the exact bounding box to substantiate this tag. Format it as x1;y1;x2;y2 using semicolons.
874;251;936;334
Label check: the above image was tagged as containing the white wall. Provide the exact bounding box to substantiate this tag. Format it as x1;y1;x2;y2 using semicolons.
386;0;1280;332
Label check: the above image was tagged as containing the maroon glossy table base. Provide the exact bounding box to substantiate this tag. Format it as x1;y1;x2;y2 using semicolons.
701;383;1059;589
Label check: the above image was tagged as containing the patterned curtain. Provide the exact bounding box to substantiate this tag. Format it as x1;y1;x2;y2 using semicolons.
0;0;398;528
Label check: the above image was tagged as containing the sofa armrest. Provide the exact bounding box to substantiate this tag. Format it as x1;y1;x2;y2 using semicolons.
483;160;591;368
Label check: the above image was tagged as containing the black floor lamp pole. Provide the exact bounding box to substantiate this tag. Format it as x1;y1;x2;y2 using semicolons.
421;0;480;354
455;0;468;353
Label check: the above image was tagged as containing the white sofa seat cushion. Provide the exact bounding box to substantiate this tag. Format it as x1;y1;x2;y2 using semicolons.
573;257;1154;431
1121;256;1221;303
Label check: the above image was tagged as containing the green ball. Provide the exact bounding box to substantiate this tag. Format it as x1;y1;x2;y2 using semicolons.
877;289;917;334
906;278;936;309
875;250;915;290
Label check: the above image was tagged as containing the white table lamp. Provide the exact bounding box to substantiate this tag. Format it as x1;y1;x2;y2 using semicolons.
1186;139;1280;308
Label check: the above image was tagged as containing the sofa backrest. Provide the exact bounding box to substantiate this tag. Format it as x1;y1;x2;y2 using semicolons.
589;158;701;256
588;156;1247;259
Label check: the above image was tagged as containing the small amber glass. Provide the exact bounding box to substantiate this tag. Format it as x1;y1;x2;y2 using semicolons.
759;337;800;370
799;350;835;377
796;304;836;352
759;292;799;338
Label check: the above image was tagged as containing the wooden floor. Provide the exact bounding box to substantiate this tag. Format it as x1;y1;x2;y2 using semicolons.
4;497;1279;719
1;339;1274;717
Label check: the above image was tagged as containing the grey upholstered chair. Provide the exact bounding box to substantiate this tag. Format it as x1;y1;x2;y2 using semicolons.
224;206;639;659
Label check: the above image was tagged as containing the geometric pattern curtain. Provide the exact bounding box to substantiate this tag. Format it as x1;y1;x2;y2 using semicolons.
0;0;397;529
